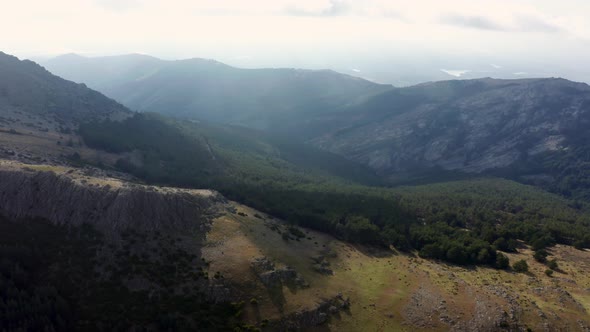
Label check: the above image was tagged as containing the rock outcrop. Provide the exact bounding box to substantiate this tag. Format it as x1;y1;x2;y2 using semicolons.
251;256;309;288
0;162;225;230
311;78;590;177
270;294;350;330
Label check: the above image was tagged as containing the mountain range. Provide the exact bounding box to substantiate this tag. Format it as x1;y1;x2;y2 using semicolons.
42;53;590;199
311;78;590;195
3;50;590;331
43;53;389;129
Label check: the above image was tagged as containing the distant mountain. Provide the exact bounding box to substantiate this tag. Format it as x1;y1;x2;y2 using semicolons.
37;52;590;198
0;52;130;125
311;77;590;197
42;53;165;90
42;54;391;129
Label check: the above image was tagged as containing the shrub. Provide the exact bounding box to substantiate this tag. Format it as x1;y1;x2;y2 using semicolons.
493;237;517;252
545;269;554;277
547;259;559;271
495;253;510;270
512;259;529;273
533;249;548;263
288;226;306;239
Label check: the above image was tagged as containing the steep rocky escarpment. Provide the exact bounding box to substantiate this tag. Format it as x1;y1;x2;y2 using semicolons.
0;162;225;230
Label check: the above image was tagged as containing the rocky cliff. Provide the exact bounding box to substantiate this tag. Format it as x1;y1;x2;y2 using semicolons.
0;161;225;230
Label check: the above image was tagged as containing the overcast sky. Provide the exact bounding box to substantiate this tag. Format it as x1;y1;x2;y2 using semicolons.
2;0;590;85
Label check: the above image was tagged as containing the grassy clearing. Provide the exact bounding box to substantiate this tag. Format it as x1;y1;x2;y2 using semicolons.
200;202;590;331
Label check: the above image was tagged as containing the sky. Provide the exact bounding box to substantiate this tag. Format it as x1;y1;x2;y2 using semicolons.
2;0;590;85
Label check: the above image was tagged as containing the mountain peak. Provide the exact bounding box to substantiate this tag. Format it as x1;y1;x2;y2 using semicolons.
0;51;22;63
0;50;130;124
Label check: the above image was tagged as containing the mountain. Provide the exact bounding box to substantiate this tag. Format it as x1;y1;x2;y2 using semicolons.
5;50;590;330
0;52;129;125
42;54;391;128
4;160;590;331
42;53;165;89
0;51;131;166
41;54;590;196
310;77;590;197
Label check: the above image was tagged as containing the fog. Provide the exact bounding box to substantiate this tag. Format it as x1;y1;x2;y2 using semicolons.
3;0;590;85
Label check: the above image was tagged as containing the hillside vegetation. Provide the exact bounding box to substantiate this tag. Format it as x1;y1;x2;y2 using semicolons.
2;50;590;330
79;114;590;268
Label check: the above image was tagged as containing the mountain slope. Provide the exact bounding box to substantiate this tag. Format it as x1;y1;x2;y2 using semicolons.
0;52;131;165
42;54;391;128
0;52;129;125
42;53;166;89
311;78;590;196
3;161;590;331
4;51;590;330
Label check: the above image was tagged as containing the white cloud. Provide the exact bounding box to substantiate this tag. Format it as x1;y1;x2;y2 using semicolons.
441;69;470;77
1;0;589;77
94;0;143;11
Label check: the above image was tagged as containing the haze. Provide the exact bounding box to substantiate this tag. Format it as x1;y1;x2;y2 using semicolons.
3;0;590;85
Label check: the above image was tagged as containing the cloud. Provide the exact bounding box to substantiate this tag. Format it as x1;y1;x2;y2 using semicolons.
441;69;470;77
439;14;506;31
380;9;406;21
95;0;142;12
515;16;562;33
283;0;351;17
440;13;563;34
282;0;406;20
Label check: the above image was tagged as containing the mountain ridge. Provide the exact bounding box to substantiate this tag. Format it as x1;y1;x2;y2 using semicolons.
0;51;130;125
41;53;391;128
309;76;590;196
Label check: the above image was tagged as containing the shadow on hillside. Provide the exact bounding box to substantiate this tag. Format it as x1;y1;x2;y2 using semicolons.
347;243;416;259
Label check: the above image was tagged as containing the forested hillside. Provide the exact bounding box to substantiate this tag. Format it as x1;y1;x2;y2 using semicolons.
79;114;590;269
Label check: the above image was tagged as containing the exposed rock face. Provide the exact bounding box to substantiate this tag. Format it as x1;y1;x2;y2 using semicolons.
311;78;590;176
0;164;225;230
311;255;334;275
272;294;350;330
251;257;309;288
